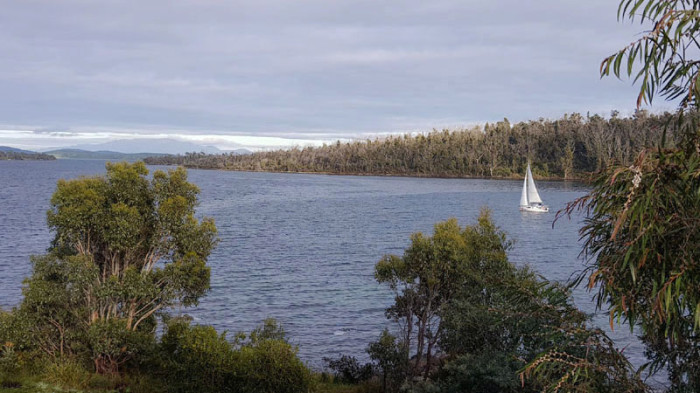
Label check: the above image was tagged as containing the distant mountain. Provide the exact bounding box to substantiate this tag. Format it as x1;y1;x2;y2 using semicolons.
0;146;35;154
45;149;170;161
64;139;225;155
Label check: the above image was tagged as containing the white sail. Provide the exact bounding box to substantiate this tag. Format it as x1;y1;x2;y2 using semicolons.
526;164;543;204
520;173;528;206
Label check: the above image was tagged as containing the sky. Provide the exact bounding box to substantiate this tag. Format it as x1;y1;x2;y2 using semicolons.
0;0;671;152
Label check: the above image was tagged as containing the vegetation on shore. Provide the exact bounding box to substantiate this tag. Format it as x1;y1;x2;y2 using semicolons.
145;111;679;180
320;212;648;393
0;162;313;393
0;151;56;160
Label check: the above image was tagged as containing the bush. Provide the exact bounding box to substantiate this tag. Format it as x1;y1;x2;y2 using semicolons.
434;351;521;393
491;167;512;178
323;355;374;384
0;342;22;388
234;339;313;393
40;359;93;390
158;317;312;393
366;330;408;393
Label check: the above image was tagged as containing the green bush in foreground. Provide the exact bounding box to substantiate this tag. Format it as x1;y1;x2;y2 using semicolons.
158;317;313;393
1;162;217;375
371;210;648;393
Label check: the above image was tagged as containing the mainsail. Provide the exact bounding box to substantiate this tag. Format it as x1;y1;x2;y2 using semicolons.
526;164;542;204
520;174;528;206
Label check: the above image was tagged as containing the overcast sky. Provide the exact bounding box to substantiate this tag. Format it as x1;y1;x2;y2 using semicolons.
0;0;668;151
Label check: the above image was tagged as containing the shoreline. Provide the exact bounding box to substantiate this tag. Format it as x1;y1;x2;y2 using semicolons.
175;165;593;182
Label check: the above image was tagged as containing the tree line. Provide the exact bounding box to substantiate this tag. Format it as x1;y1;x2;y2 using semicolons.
145;110;679;179
0;151;56;160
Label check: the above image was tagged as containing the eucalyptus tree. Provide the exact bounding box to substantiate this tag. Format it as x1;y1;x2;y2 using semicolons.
374;210;512;380
375;211;647;392
13;162;217;374
561;1;700;389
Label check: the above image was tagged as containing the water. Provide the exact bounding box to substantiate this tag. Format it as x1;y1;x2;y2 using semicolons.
0;159;645;370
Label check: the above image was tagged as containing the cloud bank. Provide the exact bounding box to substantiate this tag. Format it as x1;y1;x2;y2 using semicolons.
0;0;664;150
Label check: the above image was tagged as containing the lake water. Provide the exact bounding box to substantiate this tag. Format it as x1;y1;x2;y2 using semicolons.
0;159;646;370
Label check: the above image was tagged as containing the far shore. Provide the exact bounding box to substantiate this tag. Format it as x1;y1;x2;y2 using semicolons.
170;165;593;183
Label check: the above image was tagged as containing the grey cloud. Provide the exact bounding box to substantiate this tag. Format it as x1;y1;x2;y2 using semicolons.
0;0;654;149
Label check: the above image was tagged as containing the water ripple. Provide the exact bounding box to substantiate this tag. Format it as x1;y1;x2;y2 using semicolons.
0;160;644;370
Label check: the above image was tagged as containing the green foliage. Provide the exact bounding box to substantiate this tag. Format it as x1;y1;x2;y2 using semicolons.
432;237;644;393
234;339;313;393
86;319;156;374
323;355;374;385
566;149;700;336
439;268;589;393
5;254;88;357
39;359;94;390
366;329;408;393
569;2;700;389
8;162;217;374
376;212;648;392
562;147;700;389
158;318;312;393
158;319;234;392
247;317;287;344
0;151;55;161
434;351;522;393
0;343;22;388
375;209;512;380
315;379;382;393
601;0;700;109
145;112;678;179
521;327;650;393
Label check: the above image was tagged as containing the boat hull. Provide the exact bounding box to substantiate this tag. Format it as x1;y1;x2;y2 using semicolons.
519;205;549;213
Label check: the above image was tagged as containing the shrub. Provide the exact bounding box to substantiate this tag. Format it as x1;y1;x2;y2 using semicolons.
41;359;93;390
492;167;512;178
234;339;313;393
0;342;22;388
159;317;312;393
366;329;408;393
323;355;374;384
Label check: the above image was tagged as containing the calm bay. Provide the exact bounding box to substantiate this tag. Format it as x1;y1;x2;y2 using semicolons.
0;159;644;370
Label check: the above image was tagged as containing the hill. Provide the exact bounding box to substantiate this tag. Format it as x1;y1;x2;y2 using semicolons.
0;146;35;153
44;149;171;160
66;138;227;155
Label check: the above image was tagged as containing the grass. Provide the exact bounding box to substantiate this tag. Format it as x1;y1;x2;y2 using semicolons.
2;369;376;393
316;380;382;393
0;388;36;393
0;380;377;393
0;369;165;393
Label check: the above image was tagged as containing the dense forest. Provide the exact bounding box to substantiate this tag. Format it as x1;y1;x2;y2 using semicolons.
0;151;55;160
145;111;678;179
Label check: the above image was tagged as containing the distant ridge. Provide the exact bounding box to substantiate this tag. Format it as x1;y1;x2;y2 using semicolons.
0;146;36;154
45;149;171;161
63;138;228;155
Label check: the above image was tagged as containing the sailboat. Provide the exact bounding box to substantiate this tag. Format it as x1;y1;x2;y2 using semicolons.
519;163;549;212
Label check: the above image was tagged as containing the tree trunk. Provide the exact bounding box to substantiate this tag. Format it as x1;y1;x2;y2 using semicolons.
94;355;119;375
424;339;434;380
